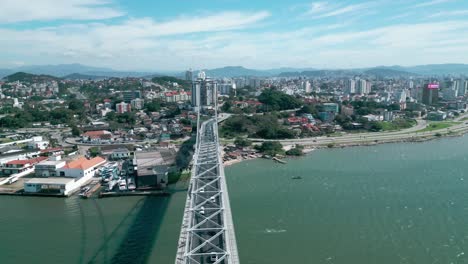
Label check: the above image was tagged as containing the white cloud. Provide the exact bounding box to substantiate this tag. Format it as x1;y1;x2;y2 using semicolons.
428;9;468;18
305;2;374;19
0;0;124;23
1;2;468;71
306;2;330;15
411;0;454;8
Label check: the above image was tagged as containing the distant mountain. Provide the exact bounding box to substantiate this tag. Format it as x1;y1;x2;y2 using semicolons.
364;67;416;77
199;66;316;78
14;63;113;77
83;71;154;78
0;63;162;78
3;72;60;82
402;64;468;76
203;66;269;78
63;73;108;80
278;69;359;78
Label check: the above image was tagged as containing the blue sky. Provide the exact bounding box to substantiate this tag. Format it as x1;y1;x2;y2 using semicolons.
1;0;468;71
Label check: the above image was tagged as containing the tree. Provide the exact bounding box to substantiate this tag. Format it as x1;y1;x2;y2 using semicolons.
369;121;383;132
145;100;161;112
221;100;232;112
256;141;284;156
286;145;304;156
234;137;252;148
68;99;84;112
71;125;81;137
258;88;302;111
88;147;101;157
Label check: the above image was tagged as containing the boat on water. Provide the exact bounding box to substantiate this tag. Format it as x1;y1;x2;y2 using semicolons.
292;176;302;180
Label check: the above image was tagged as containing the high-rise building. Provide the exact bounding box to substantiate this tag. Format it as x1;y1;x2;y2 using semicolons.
422;83;439;105
455;79;467;96
131;98;145;110
191;71;218;110
123;90;141;103
356;79;371;95
185;69;193;82
116;102;131;113
303;81;311;93
345;79;356;94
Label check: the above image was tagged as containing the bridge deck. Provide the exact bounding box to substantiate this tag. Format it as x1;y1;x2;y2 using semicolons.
176;118;239;264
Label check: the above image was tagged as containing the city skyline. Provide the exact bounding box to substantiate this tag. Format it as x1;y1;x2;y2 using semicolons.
1;0;468;71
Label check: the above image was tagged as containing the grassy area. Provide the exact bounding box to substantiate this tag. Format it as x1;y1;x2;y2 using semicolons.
460;117;468;122
380;119;417;131
417;121;461;132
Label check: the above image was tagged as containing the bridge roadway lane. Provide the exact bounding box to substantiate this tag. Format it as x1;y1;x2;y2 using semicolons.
176;118;239;264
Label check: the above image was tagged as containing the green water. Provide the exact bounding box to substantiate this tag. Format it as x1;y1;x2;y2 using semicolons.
226;135;468;264
0;192;187;264
2;136;468;263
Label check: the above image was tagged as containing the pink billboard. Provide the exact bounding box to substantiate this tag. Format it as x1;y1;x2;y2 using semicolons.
428;83;439;89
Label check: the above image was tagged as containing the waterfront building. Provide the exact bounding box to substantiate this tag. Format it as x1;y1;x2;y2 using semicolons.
0;157;47;176
24;177;79;196
35;157;66;177
57;156;106;179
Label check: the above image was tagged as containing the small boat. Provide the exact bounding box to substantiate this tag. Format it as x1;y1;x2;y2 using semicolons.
292;176;302;180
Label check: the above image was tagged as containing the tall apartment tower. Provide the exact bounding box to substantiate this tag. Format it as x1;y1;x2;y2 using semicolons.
345;79;356;94
185;69;193;82
422;83;439;105
191;71;218;110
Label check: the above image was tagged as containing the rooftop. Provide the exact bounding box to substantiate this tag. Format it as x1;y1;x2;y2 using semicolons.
6;157;47;165
26;177;75;185
63;157;106;170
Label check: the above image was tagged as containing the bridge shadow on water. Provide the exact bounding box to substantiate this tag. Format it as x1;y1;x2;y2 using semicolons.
86;195;171;264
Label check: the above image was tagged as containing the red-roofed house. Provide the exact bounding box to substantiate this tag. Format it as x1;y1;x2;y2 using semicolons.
82;130;113;143
1;157;48;175
57;156;106;179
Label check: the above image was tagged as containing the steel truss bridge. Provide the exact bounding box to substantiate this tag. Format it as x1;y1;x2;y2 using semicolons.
175;114;239;264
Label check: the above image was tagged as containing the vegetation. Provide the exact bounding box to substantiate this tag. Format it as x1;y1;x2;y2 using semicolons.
286;145;304;156
258;88;302;111
106;112;136;126
3;72;59;83
0;106;79;128
175;137;196;170
221;114;295;139
88;147;101;157
234;137;252;148
380;119;417;131
417;122;460;132
255;141;284;156
152;76;191;89
144;99;162;112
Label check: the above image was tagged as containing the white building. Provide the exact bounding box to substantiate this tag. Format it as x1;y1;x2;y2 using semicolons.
24;177;81;196
34;157;66;177
57;156;106;179
131;98;145;110
345;79;356;94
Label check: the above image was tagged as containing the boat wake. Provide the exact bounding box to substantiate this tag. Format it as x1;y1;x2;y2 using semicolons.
263;229;287;234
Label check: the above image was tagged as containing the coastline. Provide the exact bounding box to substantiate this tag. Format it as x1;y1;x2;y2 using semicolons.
223;129;468;167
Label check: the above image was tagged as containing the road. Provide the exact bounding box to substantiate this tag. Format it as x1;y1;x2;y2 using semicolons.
250;114;468;147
